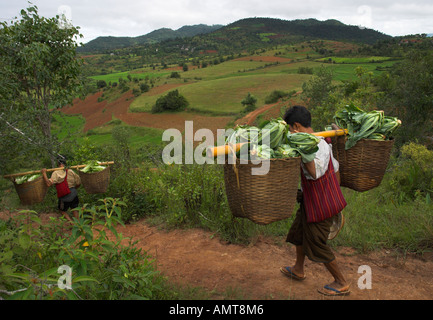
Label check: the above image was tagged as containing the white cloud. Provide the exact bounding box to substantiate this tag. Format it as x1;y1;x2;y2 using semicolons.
1;0;433;43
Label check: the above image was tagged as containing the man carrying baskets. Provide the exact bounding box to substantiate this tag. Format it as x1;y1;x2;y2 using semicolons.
280;106;350;297
41;156;81;222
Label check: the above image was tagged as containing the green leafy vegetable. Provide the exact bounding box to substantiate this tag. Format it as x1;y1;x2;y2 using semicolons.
257;117;288;149
80;160;106;173
15;174;41;185
334;104;401;150
286;132;321;163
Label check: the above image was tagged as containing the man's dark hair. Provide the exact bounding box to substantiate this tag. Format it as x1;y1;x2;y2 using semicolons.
57;155;67;166
283;105;312;128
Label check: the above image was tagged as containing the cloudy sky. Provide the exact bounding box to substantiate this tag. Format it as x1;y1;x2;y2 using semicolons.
2;0;433;44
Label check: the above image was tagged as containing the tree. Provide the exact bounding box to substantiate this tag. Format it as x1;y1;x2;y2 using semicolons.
300;66;338;130
97;80;107;89
378;50;433;145
140;83;150;93
0;5;84;167
170;72;181;79
151;90;189;113
301;65;334;109
241;92;257;112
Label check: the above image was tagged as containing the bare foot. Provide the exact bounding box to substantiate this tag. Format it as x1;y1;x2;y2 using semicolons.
61;212;73;222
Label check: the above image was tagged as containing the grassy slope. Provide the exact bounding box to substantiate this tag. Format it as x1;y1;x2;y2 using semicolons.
52;113;164;148
75;43;401;147
130;59;395;114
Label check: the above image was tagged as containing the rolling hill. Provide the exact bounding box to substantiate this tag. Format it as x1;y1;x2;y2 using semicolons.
78;24;223;53
78;17;392;54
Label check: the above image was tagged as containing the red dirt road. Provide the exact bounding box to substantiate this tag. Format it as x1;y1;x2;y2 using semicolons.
63;89;233;138
1;210;432;300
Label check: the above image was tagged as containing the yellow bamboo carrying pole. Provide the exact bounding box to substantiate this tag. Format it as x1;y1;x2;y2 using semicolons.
206;144;245;158
3;162;115;180
207;129;348;157
312;129;348;138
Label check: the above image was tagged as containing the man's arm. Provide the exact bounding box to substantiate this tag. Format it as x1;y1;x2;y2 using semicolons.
41;169;53;187
303;160;317;180
71;170;81;189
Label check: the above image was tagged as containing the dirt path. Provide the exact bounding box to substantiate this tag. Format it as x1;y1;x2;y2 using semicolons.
116;220;433;300
63;90;233;138
2;211;431;300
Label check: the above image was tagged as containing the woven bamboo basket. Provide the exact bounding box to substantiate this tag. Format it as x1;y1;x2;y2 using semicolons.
13;176;48;206
79;166;111;194
332;136;394;192
223;157;301;225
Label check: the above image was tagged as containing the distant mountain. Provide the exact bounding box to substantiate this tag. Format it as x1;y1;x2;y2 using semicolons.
78;17;392;54
78;24;223;53
217;17;391;46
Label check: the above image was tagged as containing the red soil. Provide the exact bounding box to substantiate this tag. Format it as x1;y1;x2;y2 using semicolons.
1;210;432;300
63;88;232;139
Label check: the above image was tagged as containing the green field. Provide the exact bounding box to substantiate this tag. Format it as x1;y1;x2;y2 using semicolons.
74;46;402;148
52;113;164;148
130;72;308;114
315;56;393;64
185;59;274;80
128;55;397;115
90;69;170;84
52;112;86;141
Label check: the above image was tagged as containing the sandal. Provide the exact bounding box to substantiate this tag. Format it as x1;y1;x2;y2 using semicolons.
318;284;351;296
280;266;306;281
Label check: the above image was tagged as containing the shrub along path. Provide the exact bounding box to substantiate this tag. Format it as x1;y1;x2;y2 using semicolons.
2;210;431;300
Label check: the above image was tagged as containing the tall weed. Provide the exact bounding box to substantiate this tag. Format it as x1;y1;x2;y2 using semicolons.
0;199;176;300
383;142;433;203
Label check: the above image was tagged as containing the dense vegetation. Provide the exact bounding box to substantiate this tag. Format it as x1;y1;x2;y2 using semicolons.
78;24;223;53
1;5;432;300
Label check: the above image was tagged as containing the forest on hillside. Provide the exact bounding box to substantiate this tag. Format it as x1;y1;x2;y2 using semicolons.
78;17;392;54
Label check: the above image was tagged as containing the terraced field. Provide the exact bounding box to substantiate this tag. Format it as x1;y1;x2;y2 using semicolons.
63;43;400;148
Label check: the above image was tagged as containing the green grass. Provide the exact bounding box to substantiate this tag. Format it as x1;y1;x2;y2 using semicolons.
331;187;433;253
86;124;164;148
259;33;277;42
130;73;308;114
327;60;399;81
51;113;86;141
90;69;170;84
129;53;397;115
185;59;273;80
52;113;163;149
316;56;393;64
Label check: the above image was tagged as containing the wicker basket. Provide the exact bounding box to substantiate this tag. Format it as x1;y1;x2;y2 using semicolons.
223;157;301;225
332;136;394;192
13;176;48;206
79;166;111;194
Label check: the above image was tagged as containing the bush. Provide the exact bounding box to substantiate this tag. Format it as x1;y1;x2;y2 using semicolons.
0;200;176;300
132;88;140;97
170;72;180;79
297;66;314;74
241;92;257;112
151;90;189;113
385;142;433;202
140;83;150;93
264;90;294;104
96;80;107;89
